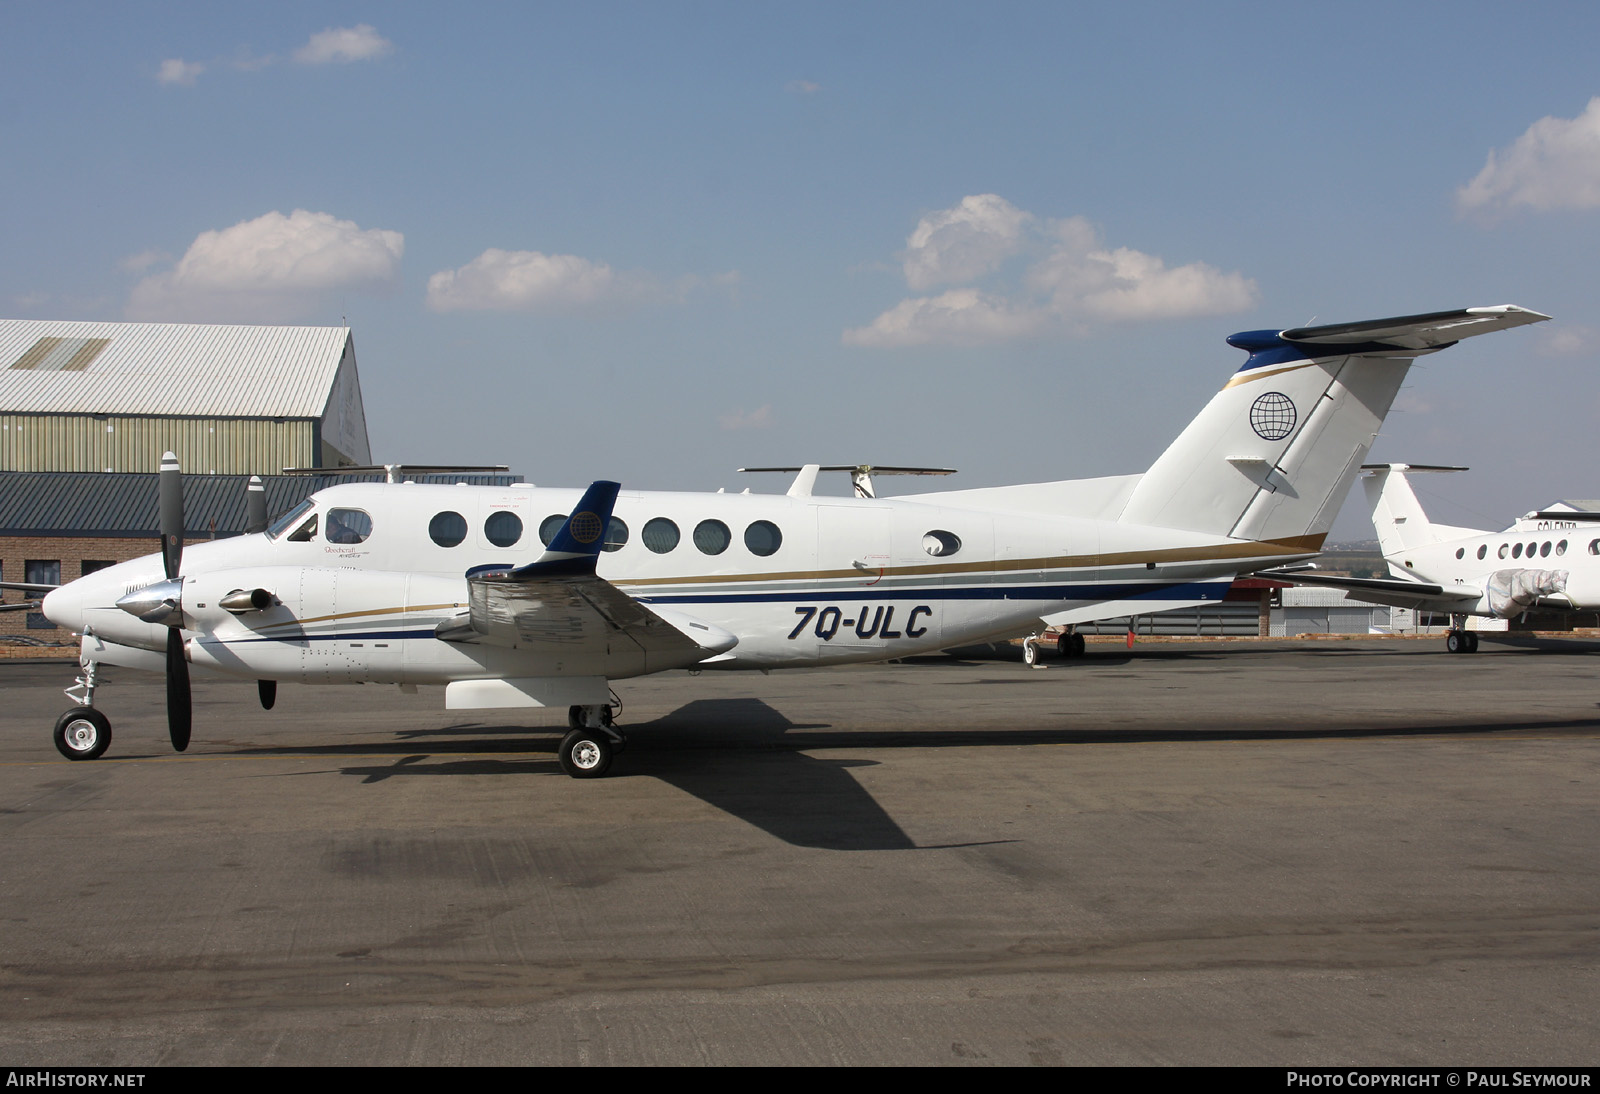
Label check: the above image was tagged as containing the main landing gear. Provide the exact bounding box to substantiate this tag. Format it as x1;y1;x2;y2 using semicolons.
560;702;625;779
1445;615;1480;654
1022;629;1088;665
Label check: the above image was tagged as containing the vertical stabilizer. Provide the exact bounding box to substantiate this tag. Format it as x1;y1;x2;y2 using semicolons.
1116;306;1549;543
1362;464;1478;556
1364;466;1437;555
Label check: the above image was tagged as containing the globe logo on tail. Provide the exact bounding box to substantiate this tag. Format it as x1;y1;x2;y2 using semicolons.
568;511;604;544
1249;392;1296;440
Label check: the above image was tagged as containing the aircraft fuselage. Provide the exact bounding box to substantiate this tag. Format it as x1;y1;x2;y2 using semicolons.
44;480;1315;685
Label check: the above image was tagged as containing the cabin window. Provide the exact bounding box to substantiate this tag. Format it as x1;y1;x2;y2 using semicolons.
485;511;523;548
1512;543;1523;559
1591;540;1600;556
429;511;467;548
923;530;962;557
744;520;782;557
642;518;680;554
603;517;629;553
1499;544;1509;559
539;514;565;546
1557;540;1568;556
694;519;731;555
1477;545;1487;560
1526;542;1537;557
325;508;372;545
1455;548;1464;559
1540;541;1552;558
267;499;314;539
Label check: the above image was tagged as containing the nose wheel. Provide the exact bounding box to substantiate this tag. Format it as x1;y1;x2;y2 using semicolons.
53;708;111;761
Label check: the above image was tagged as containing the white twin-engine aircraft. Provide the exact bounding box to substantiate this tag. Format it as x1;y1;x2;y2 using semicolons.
39;305;1548;776
1260;463;1600;653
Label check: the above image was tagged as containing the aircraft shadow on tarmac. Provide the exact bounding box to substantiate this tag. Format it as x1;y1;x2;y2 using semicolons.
254;691;1600;851
312;698;1013;851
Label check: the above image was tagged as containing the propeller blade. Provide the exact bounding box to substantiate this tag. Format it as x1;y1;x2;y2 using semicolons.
159;451;184;580
166;628;191;752
258;679;277;711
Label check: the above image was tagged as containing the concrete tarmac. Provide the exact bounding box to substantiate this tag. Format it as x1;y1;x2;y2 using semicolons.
1;636;1597;1066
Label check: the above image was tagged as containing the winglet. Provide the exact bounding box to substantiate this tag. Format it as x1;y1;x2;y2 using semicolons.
467;480;620;582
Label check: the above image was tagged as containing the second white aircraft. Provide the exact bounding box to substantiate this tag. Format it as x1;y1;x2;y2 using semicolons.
1261;462;1599;652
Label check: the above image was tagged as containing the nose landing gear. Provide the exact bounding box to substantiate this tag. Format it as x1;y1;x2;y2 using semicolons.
54;658;111;760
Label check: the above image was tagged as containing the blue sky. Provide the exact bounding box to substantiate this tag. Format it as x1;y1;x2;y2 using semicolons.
6;1;1600;539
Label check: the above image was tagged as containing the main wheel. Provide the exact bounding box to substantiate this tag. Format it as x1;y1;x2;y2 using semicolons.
1466;632;1480;653
559;728;613;779
1446;631;1463;654
1072;633;1087;657
54;708;111;761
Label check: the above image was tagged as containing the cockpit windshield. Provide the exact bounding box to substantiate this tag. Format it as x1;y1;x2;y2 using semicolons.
265;499;315;540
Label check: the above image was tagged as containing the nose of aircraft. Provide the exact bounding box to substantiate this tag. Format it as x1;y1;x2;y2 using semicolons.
41;581;83;632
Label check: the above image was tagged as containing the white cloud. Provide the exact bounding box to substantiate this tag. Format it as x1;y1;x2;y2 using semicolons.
118;249;171;274
126;209;404;322
155;26;390;84
294;25;394;65
1458;98;1600;216
902;194;1031;291
786;79;820;95
719;404;774;431
156;58;205;86
843;289;1044;347
427;249;642;312
846;196;1257;347
1537;325;1599;356
423;249;723;314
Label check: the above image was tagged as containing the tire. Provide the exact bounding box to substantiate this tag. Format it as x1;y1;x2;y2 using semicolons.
1073;633;1087;657
1466;632;1480;653
1022;639;1039;666
1056;635;1072;658
54;708;111;761
559;728;613;778
1446;632;1463;654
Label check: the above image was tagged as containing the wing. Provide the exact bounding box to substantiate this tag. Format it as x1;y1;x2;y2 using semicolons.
1255;568;1481;612
436;480;736;659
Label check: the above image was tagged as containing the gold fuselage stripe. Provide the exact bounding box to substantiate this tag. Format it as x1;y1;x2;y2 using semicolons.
618;535;1326;588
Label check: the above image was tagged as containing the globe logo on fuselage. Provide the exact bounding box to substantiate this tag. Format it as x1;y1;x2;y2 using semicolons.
568;511;603;544
1249;392;1296;441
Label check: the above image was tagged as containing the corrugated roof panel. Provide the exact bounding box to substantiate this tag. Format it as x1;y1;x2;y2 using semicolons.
0;320;351;418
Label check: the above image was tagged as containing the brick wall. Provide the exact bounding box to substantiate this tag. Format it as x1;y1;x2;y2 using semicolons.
0;534;166;643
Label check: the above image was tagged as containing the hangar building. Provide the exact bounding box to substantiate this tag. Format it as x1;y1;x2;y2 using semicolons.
0;319;385;647
0;319;371;474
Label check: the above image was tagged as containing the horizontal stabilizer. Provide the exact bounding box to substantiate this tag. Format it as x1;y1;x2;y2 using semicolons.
1279;305;1551;350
